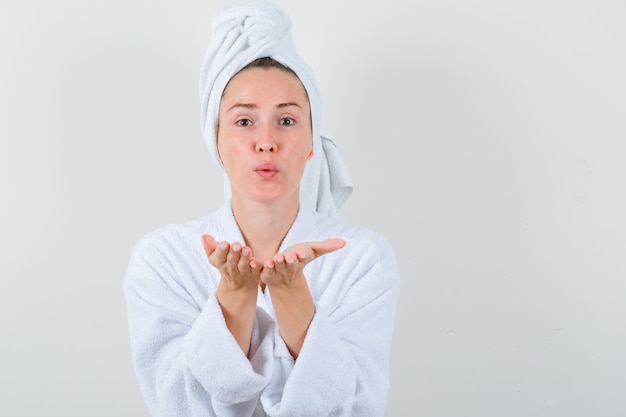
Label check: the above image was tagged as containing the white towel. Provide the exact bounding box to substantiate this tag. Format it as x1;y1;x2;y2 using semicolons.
199;0;353;218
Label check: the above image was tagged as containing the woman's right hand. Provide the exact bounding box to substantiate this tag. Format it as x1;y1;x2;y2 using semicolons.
202;234;260;355
202;234;261;291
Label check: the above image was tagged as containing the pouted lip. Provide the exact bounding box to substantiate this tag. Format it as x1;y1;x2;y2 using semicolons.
255;163;278;173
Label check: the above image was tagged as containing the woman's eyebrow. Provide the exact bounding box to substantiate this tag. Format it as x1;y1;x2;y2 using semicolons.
227;102;257;112
277;102;303;109
228;102;303;112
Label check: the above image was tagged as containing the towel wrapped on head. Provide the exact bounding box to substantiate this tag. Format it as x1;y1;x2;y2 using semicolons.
199;0;353;218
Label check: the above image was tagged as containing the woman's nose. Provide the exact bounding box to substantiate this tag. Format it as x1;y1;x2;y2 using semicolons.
256;126;277;152
257;143;275;152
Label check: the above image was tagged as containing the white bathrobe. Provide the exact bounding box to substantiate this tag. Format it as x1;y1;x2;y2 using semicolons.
124;203;400;416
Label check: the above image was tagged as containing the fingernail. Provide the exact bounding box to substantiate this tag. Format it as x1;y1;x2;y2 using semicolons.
286;257;295;264
242;248;249;256
297;253;306;260
219;243;228;250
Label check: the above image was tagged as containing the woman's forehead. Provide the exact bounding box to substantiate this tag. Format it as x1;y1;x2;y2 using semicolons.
221;67;309;106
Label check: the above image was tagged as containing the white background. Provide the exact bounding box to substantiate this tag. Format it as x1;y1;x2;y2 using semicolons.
1;0;625;416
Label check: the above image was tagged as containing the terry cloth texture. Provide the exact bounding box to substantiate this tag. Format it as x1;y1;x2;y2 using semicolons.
199;0;353;218
124;203;400;416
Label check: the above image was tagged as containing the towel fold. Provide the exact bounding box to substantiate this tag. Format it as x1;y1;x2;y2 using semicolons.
199;0;352;218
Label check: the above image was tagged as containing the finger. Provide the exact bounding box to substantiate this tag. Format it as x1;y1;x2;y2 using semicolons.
272;253;286;275
310;238;346;257
296;249;307;261
283;253;300;274
273;253;285;264
274;253;300;277
202;234;217;257
249;257;262;272
212;241;230;264
226;241;243;265
259;259;275;283
237;246;252;272
280;247;308;263
283;251;298;264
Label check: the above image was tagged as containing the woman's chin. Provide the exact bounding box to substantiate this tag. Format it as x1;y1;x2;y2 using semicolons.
249;187;298;206
231;183;299;206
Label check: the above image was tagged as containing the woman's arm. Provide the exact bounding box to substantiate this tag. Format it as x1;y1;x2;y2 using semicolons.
202;235;260;356
260;234;400;417
124;230;270;417
260;238;345;358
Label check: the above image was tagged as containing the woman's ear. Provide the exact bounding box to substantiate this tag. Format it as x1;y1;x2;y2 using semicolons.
215;126;222;159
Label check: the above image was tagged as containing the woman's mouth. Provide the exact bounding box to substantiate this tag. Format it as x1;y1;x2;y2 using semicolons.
255;163;278;179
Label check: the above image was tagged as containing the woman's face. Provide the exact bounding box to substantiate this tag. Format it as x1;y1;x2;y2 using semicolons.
217;67;313;206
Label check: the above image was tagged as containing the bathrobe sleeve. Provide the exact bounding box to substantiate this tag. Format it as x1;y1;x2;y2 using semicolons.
260;229;400;417
123;227;271;417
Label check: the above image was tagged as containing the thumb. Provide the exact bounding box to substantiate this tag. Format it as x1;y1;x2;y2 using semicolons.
310;238;346;257
202;234;218;255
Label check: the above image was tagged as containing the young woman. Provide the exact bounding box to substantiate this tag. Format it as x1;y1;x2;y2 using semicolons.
124;2;399;416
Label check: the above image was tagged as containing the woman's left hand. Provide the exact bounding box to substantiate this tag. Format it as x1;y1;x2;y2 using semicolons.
260;238;345;287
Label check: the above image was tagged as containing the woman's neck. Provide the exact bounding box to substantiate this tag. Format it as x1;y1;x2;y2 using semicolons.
231;196;299;262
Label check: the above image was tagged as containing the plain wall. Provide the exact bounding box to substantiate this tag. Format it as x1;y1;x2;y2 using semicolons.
1;0;625;416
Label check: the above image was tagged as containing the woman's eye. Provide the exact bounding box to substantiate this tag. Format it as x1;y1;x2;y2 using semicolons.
236;119;252;127
279;117;295;126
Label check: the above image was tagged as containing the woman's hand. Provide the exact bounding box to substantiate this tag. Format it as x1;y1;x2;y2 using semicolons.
202;235;345;358
202;234;262;356
202;234;261;291
261;238;345;358
202;235;346;289
260;238;346;287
